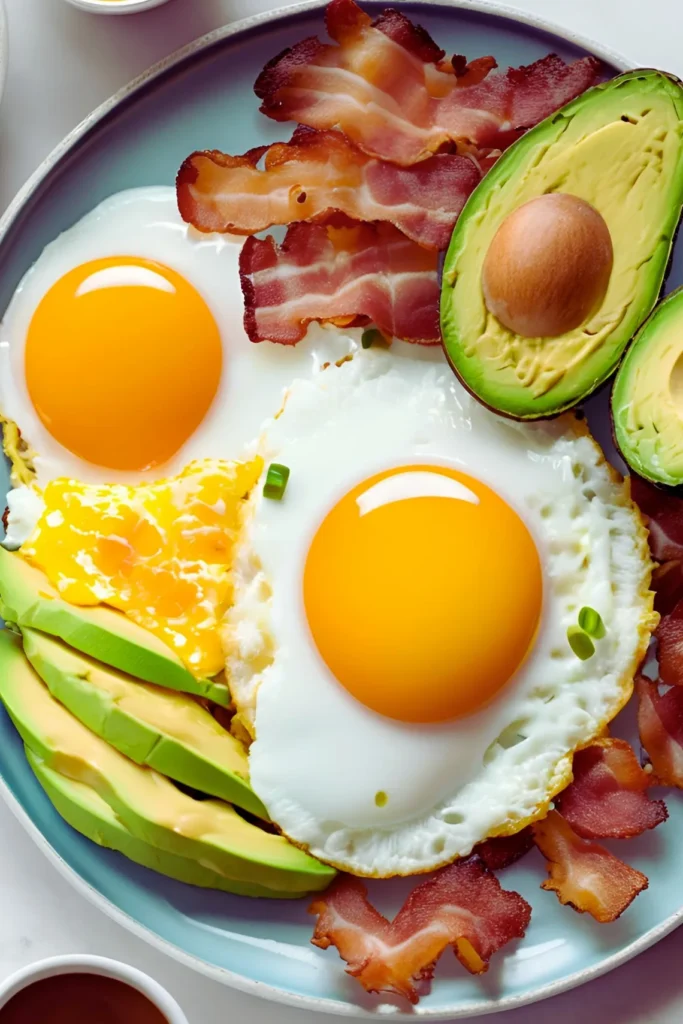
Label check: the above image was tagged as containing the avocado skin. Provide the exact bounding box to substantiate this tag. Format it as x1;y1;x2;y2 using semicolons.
0;632;335;895
612;285;683;486
22;628;268;820
0;547;229;706
441;69;683;420
27;749;298;899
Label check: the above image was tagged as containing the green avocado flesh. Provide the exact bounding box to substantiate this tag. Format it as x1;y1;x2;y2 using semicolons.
0;547;229;706
0;632;334;895
441;69;683;419
26;749;293;898
22;628;267;819
612;285;683;484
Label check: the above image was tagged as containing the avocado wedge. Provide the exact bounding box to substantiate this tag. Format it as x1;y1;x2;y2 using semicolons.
0;548;229;706
27;749;296;898
441;69;683;419
22;628;267;819
612;285;683;485
0;632;334;895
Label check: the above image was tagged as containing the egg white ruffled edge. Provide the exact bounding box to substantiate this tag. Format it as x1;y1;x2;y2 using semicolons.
222;409;658;878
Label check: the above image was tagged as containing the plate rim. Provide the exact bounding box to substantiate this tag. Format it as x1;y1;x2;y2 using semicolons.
1;1;677;1019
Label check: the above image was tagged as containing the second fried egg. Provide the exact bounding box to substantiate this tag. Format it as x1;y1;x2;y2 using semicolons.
224;347;655;877
0;187;355;488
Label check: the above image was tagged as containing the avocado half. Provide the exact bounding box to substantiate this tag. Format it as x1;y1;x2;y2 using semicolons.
22;628;267;819
27;750;292;899
441;68;683;419
0;632;335;896
0;547;230;706
612;285;683;485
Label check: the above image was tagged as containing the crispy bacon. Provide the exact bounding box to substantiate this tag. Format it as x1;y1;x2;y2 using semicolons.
239;219;440;345
556;738;667;839
630;475;683;563
177;128;480;250
657;599;683;687
309;859;530;1004
450;55;499;87
474;828;534;871
255;0;601;166
532;811;648;923
637;674;683;787
651;560;683;616
629;476;683;612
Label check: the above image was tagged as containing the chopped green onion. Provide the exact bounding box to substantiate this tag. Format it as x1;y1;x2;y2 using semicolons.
567;625;595;661
263;463;290;501
578;606;605;639
361;328;383;349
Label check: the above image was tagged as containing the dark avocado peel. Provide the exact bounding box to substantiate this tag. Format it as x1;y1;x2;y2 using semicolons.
441;68;683;421
612;285;683;486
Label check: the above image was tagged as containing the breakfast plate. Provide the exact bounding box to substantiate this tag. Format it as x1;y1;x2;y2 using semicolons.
1;0;683;1019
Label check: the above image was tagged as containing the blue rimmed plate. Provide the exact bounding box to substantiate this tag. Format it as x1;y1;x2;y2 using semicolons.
0;2;680;1018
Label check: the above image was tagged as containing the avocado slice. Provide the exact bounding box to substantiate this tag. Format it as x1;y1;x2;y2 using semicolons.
0;548;229;706
441;69;683;419
26;748;297;899
612;285;683;484
22;628;267;819
0;632;334;894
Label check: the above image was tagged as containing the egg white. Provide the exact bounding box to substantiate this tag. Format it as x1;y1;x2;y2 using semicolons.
224;347;655;877
0;187;355;489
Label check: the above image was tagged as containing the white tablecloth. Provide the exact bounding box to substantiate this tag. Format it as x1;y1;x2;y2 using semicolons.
1;1;680;1020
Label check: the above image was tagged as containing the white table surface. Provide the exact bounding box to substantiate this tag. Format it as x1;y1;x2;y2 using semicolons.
1;0;682;1020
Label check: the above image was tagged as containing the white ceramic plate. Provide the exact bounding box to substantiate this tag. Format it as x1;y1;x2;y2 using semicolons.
2;3;681;1020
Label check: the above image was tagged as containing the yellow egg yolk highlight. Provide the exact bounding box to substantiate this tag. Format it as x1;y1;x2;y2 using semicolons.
303;465;542;723
21;458;262;678
25;256;222;472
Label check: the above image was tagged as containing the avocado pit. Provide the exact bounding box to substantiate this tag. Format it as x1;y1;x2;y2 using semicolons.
481;193;613;338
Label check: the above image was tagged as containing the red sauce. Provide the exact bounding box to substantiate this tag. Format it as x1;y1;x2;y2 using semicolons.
0;974;169;1023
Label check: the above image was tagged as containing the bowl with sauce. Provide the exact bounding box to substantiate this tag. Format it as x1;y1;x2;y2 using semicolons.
0;955;188;1024
62;0;171;14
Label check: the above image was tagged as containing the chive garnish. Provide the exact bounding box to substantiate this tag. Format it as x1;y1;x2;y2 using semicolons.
578;606;605;639
263;463;290;501
361;328;383;349
567;625;595;661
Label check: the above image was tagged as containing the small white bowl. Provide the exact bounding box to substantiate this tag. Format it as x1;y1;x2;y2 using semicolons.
0;955;189;1022
63;0;171;13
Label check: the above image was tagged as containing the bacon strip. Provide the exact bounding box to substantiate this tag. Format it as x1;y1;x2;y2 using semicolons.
255;0;601;166
637;674;683;787
309;859;530;1004
475;828;534;871
557;737;667;839
532;811;648;923
239;219;440;345
657;599;683;687
629;476;683;613
177;128;481;250
651;560;683;617
630;475;683;564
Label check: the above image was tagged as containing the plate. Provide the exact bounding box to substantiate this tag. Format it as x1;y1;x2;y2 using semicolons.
0;1;8;108
0;2;680;1018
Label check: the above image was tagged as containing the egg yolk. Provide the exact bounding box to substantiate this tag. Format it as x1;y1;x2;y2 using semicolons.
303;465;542;723
25;256;222;472
21;458;262;679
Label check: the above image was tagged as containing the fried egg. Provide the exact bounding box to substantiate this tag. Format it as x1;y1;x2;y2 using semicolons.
0;187;354;490
223;347;655;877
